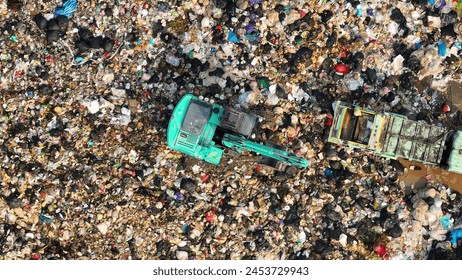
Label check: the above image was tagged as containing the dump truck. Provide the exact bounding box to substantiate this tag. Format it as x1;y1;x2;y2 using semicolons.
328;101;462;174
167;94;308;172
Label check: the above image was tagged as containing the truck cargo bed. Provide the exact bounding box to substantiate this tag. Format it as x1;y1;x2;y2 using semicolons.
380;116;448;165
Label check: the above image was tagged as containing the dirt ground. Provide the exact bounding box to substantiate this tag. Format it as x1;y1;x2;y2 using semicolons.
399;159;462;194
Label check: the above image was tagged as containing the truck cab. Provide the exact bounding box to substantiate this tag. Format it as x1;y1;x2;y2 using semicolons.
442;131;462;174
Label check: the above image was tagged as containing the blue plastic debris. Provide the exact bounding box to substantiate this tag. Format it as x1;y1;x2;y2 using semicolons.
75;56;84;63
149;38;154;45
54;0;78;18
175;192;184;201
438;0;446;9
324;168;333;177
228;30;239;43
245;24;260;42
39;213;53;224
428;0;435;5
180;224;190;233
450;228;462;246
439;215;451;230
246;30;260;42
249;0;262;6
245;24;257;33
455;42;461;49
437;41;447;56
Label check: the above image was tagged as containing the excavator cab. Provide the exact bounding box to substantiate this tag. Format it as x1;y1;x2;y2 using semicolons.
180;99;212;136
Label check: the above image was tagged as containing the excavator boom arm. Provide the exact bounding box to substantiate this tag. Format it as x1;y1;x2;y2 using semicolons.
222;133;308;168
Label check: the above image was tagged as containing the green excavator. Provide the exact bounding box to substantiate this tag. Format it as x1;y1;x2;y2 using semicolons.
167;94;308;172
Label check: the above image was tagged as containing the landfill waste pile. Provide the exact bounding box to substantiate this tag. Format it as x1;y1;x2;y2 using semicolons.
1;0;462;260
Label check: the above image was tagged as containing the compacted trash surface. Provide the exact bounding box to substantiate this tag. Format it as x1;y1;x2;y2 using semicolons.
1;0;462;260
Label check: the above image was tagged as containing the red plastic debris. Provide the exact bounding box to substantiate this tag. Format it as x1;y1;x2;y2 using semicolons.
38;191;47;200
205;210;216;222
325;115;333;127
442;104;450;113
298;9;307;18
201;174;209;182
123;170;136;177
31;253;41;260
374;244;387;257
335;63;350;75
256;165;262;172
339;46;348;59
